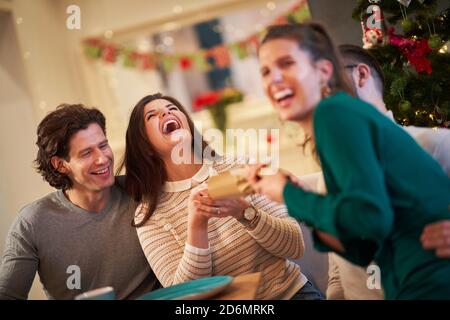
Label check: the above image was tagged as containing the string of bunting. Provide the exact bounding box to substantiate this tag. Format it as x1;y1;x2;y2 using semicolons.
82;1;310;73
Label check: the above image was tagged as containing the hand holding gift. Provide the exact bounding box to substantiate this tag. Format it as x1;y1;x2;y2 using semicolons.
187;175;249;221
246;163;301;204
206;164;306;213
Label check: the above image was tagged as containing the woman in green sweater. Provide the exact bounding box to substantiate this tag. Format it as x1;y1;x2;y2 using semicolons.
249;22;450;299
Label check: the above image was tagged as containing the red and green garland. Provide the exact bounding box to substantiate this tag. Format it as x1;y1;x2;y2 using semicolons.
82;1;310;73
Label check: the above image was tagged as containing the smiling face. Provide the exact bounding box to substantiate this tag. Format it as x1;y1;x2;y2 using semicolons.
55;123;115;193
259;38;325;122
143;98;192;157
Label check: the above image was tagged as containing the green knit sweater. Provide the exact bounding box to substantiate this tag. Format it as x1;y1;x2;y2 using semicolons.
283;92;450;299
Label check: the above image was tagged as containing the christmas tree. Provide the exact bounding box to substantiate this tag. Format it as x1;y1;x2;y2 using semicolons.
353;0;450;128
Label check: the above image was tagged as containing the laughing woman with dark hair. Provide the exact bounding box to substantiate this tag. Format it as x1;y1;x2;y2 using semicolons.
120;93;323;300
248;22;450;300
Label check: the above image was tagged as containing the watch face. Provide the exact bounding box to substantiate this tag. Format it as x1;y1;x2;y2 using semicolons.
244;207;256;220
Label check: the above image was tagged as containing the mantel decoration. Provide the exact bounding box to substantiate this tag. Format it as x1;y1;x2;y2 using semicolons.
193;88;243;132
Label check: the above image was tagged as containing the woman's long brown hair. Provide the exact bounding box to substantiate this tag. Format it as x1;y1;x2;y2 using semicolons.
118;93;214;227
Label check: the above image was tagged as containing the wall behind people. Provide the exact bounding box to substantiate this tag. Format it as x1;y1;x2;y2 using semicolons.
307;0;362;46
0;8;53;300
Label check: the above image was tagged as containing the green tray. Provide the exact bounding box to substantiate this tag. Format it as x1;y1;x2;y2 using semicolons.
137;275;233;300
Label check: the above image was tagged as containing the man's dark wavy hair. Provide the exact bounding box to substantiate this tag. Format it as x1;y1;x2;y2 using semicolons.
34;104;106;190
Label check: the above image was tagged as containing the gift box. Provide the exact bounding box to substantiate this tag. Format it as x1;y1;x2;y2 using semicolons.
207;168;254;200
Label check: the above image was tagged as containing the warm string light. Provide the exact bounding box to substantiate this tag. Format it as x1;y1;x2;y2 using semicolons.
104;30;114;39
173;5;183;14
266;2;276;11
137;39;151;53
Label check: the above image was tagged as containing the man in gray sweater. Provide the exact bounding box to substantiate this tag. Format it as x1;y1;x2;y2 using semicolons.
0;104;159;299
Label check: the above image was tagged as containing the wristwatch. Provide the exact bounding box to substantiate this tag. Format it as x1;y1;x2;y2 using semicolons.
243;206;256;221
239;206;259;229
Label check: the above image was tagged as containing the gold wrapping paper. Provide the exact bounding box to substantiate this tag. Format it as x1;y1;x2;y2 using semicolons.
207;170;254;200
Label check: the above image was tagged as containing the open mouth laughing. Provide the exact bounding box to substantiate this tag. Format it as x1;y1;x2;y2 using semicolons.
273;88;294;107
160;117;182;135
